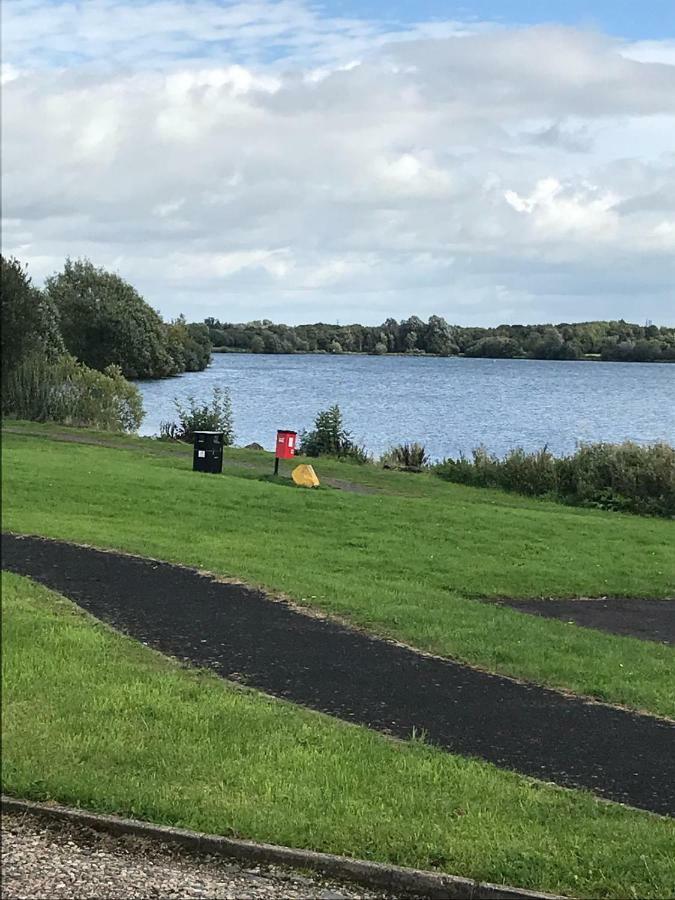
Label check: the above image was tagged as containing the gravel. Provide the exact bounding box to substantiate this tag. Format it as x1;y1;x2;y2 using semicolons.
1;813;393;900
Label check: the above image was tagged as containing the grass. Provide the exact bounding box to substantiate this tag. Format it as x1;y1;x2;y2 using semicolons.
2;426;674;718
3;571;675;900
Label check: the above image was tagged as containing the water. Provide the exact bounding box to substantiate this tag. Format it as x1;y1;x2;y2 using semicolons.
136;354;675;460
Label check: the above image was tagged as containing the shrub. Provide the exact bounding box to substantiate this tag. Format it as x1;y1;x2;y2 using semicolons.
556;442;675;516
382;442;429;470
434;442;675;517
159;387;234;444
299;404;369;463
2;354;144;432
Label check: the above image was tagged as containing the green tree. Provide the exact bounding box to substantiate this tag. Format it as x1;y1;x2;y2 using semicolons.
165;317;212;372
425;316;458;356
465;336;522;358
44;258;176;379
1;255;64;381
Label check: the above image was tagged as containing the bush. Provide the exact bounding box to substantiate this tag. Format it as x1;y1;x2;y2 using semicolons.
556;442;675;516
2;354;144;432
434;442;675;517
382;442;429;470
159;387;234;444
299;404;369;463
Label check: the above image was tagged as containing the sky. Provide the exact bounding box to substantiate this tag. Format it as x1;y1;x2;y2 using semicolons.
2;1;674;326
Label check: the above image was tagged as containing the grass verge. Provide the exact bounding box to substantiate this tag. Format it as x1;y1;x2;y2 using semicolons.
3;571;674;900
2;427;674;717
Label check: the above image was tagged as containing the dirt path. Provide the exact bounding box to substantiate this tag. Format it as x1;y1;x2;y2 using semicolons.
3;533;674;817
494;598;675;645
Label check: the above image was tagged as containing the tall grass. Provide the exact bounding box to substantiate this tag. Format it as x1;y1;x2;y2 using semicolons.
159;387;234;444
1;354;144;432
434;442;675;517
381;442;429;470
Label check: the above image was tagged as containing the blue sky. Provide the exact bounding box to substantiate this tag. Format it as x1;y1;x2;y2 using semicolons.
328;0;675;39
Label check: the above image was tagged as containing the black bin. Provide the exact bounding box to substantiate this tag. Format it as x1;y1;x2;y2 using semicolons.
193;431;224;474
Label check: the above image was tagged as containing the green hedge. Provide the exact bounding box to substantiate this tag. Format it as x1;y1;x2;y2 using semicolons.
434;442;675;517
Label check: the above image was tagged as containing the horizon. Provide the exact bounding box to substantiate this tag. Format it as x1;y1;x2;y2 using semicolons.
2;1;675;326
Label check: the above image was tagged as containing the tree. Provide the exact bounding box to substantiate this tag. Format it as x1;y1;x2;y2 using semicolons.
404;331;418;352
425;316;458;356
165;317;212;372
44;258;176;379
1;255;64;381
465;336;522;358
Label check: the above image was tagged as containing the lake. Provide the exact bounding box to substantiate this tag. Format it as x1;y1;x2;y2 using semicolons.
136;353;675;460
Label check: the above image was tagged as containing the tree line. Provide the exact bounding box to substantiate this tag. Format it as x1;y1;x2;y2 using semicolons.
205;316;675;362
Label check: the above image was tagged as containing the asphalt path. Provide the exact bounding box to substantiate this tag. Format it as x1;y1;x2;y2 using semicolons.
3;533;674;817
495;598;675;645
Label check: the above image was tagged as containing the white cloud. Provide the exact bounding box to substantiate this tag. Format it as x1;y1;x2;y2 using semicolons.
504;178;620;239
1;1;675;325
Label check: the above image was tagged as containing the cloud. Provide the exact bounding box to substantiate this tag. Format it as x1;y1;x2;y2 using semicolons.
1;1;675;325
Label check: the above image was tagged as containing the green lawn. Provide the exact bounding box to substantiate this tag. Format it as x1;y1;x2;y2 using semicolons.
2;427;674;717
3;571;674;900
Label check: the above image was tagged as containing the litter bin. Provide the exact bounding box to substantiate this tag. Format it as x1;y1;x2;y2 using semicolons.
193;431;224;474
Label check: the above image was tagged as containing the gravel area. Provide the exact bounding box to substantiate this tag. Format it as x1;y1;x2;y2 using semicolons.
1;813;392;900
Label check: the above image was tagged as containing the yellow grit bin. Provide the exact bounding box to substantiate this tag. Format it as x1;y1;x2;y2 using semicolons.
292;464;320;488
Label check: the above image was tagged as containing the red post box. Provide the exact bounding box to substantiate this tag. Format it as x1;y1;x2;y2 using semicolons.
275;430;297;460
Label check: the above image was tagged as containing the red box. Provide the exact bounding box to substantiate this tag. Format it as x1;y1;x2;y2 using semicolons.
275;430;297;460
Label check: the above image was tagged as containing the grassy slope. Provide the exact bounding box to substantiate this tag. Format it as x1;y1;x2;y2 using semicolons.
3;571;674;900
2;427;674;717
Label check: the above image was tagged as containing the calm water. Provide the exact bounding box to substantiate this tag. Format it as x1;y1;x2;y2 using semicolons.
137;354;675;460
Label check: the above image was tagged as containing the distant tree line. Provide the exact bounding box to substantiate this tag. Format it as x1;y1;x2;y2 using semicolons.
204;316;675;362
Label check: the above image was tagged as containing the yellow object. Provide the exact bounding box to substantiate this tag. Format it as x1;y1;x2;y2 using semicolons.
292;464;320;488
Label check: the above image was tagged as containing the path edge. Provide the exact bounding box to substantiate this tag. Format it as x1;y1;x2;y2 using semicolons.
1;795;563;900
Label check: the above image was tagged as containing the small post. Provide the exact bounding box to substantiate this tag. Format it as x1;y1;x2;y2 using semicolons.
274;456;279;476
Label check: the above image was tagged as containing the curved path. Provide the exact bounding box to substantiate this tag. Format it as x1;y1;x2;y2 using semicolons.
3;533;674;817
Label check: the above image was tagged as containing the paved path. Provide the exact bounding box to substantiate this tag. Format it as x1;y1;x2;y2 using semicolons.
1;812;386;900
3;533;674;816
494;598;675;645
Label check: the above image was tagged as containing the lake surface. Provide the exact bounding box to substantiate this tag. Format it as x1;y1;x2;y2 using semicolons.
137;353;675;460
